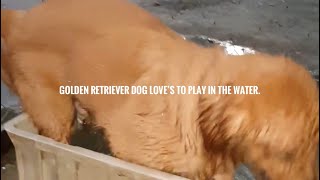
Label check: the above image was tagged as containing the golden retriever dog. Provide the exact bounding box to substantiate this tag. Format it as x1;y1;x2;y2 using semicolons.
1;0;319;179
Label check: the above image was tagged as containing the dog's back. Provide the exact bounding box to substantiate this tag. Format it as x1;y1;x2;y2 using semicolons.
0;0;181;93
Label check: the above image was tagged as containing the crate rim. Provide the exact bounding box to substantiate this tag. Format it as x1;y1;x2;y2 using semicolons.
4;113;188;180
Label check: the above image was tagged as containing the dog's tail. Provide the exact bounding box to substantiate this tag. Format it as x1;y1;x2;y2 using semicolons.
1;37;16;93
1;9;26;38
1;9;26;94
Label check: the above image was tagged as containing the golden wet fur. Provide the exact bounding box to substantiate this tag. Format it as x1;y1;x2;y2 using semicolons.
1;0;319;179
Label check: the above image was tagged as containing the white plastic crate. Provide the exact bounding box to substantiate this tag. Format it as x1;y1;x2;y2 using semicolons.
4;113;188;180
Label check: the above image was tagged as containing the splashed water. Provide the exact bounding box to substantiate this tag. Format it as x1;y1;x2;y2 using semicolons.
182;34;256;55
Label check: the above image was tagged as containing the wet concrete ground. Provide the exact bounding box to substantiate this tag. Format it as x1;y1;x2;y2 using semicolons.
1;0;319;179
133;0;319;73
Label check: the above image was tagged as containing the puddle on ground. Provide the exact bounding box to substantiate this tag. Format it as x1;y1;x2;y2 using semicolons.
183;34;256;55
1;35;318;180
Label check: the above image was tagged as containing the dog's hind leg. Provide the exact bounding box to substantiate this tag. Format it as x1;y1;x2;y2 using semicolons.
10;51;74;143
20;86;74;143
